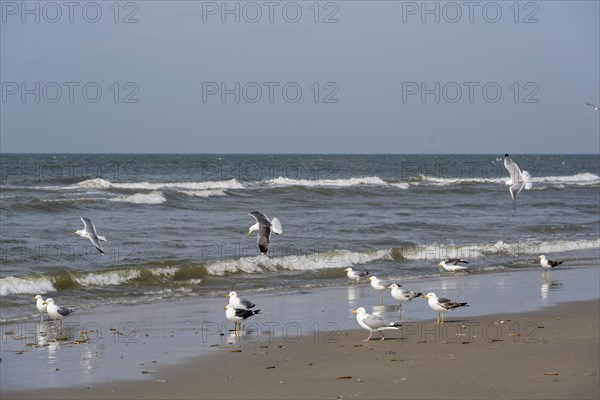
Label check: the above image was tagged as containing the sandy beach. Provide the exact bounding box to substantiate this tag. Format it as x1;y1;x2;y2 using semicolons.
2;267;599;399
4;299;599;399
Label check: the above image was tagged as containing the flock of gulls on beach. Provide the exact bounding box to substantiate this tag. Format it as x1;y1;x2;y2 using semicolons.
32;154;566;341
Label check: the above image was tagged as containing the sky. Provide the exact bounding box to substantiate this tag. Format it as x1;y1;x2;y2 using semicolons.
1;0;599;153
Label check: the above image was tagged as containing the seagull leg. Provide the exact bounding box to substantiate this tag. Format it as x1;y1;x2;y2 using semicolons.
379;292;383;304
441;312;445;324
436;312;440;324
379;331;386;341
363;331;373;342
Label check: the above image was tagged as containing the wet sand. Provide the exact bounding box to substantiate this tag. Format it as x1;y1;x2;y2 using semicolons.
5;299;599;399
2;267;599;399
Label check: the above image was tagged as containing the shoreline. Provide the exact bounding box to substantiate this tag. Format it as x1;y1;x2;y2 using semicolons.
1;266;599;397
4;298;599;399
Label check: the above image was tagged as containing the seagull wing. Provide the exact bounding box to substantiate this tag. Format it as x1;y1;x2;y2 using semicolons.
504;155;523;184
249;211;271;227
362;314;389;330
81;218;104;254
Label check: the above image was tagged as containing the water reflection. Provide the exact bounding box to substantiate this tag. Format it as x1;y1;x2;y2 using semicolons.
540;272;564;303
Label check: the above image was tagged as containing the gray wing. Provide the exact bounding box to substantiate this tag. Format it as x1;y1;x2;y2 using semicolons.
56;306;72;317
446;259;468;265
438;297;464;310
362;314;389;330
356;271;369;278
249;211;271;227
82;218;104;254
239;298;255;309
257;226;271;253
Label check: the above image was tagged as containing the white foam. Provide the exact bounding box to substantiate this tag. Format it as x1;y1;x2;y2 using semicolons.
399;238;600;262
532;173;600;186
0;276;56;296
264;176;401;188
73;270;141;286
178;189;227;198
68;178;244;191
205;249;392;276
110;191;166;204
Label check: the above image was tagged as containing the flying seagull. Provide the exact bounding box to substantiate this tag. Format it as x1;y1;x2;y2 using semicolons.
43;298;73;328
437;259;469;272
248;211;282;255
388;283;422;313
351;307;401;341
504;154;533;209
75;217;107;255
585;103;600;111
226;291;256;310
538;255;563;270
368;276;387;304
423;292;468;324
224;304;260;333
344;267;369;285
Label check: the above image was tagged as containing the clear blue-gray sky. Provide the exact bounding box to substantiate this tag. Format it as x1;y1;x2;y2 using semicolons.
1;0;599;153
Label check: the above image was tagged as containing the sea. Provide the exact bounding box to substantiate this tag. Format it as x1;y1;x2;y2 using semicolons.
1;154;599;323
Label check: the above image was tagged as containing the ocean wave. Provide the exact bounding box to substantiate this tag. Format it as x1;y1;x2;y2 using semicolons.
205;248;393;275
413;173;600;187
178;189;227;198
109;191;166;204
394;238;600;262
0;276;57;296
263;176;408;189
69;178;243;191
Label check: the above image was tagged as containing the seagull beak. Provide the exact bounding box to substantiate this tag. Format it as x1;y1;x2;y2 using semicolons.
437;262;443;267
247;231;252;236
351;309;357;315
226;294;230;298
422;295;429;299
368;277;373;281
42;302;48;305
32;297;37;301
222;306;228;310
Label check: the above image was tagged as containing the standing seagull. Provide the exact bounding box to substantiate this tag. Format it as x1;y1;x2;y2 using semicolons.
423;293;468;324
538;255;563;270
75;217;107;255
351;307;401;341
33;294;47;321
248;211;282;255
344;267;369;285
226;291;256;310
388;284;422;314
43;298;73;329
504;154;533;209
224;304;260;333
437;259;469;272
585;103;600;111
368;276;387;304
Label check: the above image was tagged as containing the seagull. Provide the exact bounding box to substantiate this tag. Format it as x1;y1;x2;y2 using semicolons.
368;276;387;303
351;307;401;341
226;291;256;311
504;154;533;209
538;255;563;270
437;259;469;272
75;217;106;255
42;298;73;328
224;304;260;333
33;295;47;321
422;293;468;324
388;284;422;313
585;103;600;111
344;267;369;285
248;211;282;255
